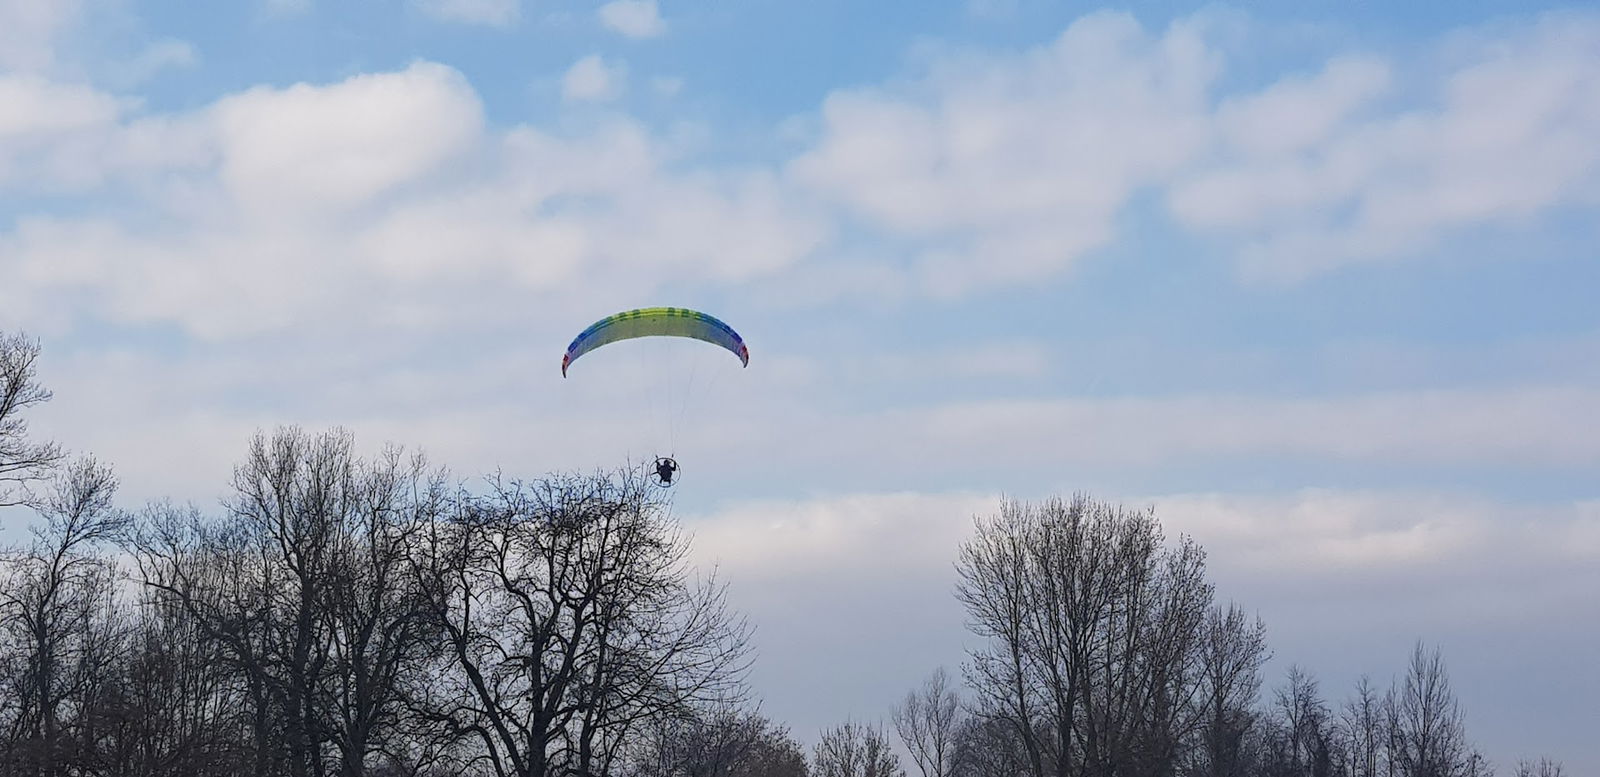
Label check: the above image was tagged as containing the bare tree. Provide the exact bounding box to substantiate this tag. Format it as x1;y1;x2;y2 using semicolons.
729;721;807;777
1386;643;1469;777
1514;758;1565;777
0;457;124;776
949;714;1031;777
955;495;1214;777
77;588;245;777
625;703;803;777
955;500;1046;777
1273;665;1329;777
1191;603;1269;777
812;720;902;777
891;667;961;777
319;445;448;777
130;428;447;777
412;470;752;777
0;332;64;507
1340;676;1384;777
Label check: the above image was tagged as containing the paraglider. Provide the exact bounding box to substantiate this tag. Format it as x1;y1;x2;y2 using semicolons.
561;307;748;487
562;307;749;377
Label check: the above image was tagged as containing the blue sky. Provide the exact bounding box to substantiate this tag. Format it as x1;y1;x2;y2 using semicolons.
2;0;1598;771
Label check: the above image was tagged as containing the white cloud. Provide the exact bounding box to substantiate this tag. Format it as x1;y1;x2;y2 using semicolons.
785;10;1600;294
1169;13;1600;282
412;0;519;27
0;75;133;190
0;75;214;195
833;340;1055;384
561;54;626;102
685;487;1600;612
1153;490;1600;585
0;62;826;341
0;74;122;137
689;492;995;582
598;0;665;39
1219;56;1392;160
647;384;1600;489
210;61;484;219
907;386;1600;468
790;11;1217;297
0;62;498;338
0;0;81;72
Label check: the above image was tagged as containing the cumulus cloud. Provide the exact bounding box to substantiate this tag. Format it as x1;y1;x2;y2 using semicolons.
9;9;1599;344
211;61;484;218
0;75;132;190
0;61;826;341
598;0;665;39
1169;13;1600;281
561;54;626;102
411;0;519;27
0;75;122;137
791;11;1217;297
785;10;1600;293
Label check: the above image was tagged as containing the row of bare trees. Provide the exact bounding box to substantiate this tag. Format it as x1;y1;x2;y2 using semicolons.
859;494;1564;777
885;643;1569;777
1;430;756;777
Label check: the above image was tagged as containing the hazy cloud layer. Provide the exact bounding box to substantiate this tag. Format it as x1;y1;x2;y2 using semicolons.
29;335;1600;507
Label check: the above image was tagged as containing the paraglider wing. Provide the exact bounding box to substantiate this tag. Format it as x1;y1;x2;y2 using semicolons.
562;307;750;377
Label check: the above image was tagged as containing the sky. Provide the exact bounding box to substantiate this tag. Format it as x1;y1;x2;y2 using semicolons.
2;0;1599;771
